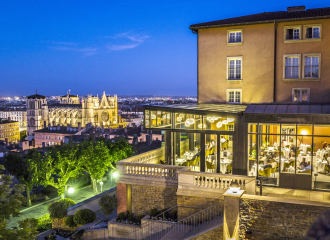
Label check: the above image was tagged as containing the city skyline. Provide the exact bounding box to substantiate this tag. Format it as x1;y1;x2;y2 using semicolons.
0;0;329;97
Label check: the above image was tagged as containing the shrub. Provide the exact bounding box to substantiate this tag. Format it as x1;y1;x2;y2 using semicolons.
36;214;52;232
128;213;135;222
98;194;117;221
117;212;127;221
65;215;77;228
150;208;158;217
56;198;76;209
135;215;144;225
73;209;96;225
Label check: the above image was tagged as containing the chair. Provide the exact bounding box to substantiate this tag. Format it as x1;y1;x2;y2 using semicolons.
226;164;232;174
270;167;276;177
258;168;272;177
206;161;215;172
205;149;210;157
189;158;197;170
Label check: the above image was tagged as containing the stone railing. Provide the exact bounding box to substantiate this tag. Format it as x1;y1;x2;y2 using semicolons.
116;149;256;194
177;170;256;196
120;147;165;164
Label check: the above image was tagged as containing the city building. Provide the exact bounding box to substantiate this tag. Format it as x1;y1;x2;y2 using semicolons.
27;91;118;137
34;125;85;148
0;110;27;131
0;118;20;143
113;6;330;240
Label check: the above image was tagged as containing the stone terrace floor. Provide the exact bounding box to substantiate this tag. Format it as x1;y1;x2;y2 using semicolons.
256;186;330;203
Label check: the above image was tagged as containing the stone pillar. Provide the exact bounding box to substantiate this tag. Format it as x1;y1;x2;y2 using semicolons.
223;189;244;240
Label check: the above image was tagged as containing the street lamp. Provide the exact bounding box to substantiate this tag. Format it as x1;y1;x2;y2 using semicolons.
68;187;74;194
100;181;103;193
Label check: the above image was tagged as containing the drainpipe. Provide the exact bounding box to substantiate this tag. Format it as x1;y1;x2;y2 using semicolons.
273;21;277;103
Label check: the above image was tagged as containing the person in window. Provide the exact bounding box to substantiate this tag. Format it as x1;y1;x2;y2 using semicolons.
221;136;227;150
300;158;308;169
263;160;273;170
300;162;312;172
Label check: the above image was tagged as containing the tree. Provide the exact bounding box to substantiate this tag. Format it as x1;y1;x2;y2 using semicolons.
45;143;80;198
64;215;77;229
98;194;117;221
78;140;115;194
4;150;47;206
20;130;27;141
106;138;133;162
48;201;67;231
0;165;38;239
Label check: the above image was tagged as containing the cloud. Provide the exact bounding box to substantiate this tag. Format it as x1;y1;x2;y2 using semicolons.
106;32;149;51
51;41;77;46
48;42;97;56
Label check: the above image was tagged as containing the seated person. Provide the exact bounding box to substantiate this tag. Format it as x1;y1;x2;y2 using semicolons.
263;160;273;170
300;163;312;172
322;141;328;149
300;159;308;168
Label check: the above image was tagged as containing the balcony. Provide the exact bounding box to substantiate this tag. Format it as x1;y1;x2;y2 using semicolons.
116;148;256;196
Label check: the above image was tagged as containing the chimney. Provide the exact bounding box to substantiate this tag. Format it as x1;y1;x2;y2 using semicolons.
78;122;81;131
287;6;305;11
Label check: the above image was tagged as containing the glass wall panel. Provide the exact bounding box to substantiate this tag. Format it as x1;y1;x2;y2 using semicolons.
296;136;312;175
281;124;296;135
313;137;330;189
280;135;296;174
314;125;330;136
258;134;280;185
150;111;157;127
248;124;257;133
174;113;202;130
155;111;171;128
297;124;312;136
206;134;217;173
220;135;233;174
174;132;201;171
248;134;257;176
145;110;150;128
259;124;280;135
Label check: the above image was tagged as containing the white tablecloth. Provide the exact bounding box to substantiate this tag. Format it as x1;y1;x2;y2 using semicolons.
282;148;290;158
220;159;232;173
299;144;311;153
316;160;328;172
251;164;263;176
184;152;194;160
297;154;312;164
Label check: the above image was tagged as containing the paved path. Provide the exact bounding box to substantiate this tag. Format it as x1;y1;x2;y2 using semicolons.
8;180;117;228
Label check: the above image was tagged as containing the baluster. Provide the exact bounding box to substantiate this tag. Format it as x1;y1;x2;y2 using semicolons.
221;178;224;189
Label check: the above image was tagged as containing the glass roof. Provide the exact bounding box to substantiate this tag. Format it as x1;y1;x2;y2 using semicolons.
145;103;247;113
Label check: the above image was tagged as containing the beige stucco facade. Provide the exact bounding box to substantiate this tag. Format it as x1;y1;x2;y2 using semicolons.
197;18;330;104
276;18;330;102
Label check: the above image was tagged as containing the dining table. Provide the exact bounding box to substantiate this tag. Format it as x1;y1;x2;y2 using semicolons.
299;144;311;153
220;158;232;174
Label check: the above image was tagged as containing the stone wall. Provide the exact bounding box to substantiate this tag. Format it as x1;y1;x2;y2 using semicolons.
131;184;177;215
177;195;223;220
239;196;330;240
190;225;223;240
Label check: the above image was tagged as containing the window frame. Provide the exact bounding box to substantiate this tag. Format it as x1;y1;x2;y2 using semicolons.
284;25;302;41
227;29;243;45
226;88;242;104
283;54;301;80
304;24;322;39
292;88;310;102
302;53;321;80
227;56;243;81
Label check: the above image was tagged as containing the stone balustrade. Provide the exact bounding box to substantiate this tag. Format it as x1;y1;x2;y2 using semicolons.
116;149;256;196
120;147;165;164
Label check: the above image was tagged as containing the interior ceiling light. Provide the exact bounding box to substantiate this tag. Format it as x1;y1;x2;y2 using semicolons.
207;116;220;123
216;122;223;128
151;114;156;119
198;124;206;129
227;118;234;122
185;118;195;127
222;120;228;124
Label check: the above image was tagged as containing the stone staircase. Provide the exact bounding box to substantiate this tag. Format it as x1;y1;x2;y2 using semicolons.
116;200;224;240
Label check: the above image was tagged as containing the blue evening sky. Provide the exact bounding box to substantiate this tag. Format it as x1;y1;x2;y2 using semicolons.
0;1;328;97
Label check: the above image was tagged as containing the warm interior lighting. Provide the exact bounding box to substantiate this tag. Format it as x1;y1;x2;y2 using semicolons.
185;118;195;127
222;120;228;124
301;130;308;135
198;124;206;129
227;118;234;122
216;121;223;128
207;116;220;123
